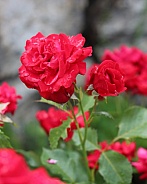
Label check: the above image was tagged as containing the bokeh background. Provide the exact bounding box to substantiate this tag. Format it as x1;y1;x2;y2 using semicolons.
1;0;147;151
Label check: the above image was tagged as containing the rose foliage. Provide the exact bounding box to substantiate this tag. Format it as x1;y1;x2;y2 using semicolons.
1;33;147;184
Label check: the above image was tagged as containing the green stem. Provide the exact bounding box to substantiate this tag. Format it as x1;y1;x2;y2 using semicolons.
68;101;92;182
78;94;88;146
89;97;98;121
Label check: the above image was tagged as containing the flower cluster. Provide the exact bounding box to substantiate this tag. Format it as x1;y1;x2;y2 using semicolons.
87;141;136;169
101;45;147;95
0;82;22;115
19;32;92;103
0;148;65;184
36;106;90;141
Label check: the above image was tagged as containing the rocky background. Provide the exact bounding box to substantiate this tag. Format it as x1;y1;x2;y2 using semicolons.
0;0;147;141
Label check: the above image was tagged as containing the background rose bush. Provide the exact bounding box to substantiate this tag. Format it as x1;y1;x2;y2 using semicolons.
1;32;147;184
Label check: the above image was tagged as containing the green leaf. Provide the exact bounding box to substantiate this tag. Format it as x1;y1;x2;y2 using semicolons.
49;118;71;149
41;148;89;183
72;128;99;151
68;151;89;182
99;151;132;184
0;129;12;148
94;111;113;119
75;182;91;184
38;97;67;111
17;150;41;168
80;93;95;112
116;106;147;140
95;172;108;184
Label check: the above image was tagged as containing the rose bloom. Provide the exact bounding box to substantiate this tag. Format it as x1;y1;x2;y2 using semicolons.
136;71;147;95
19;32;92;103
87;141;108;169
29;167;65;184
36;107;68;134
0;82;22;115
85;63;99;95
36;106;90;141
85;60;126;97
87;141;136;169
0;148;65;184
109;141;136;161
101;45;147;94
132;147;147;180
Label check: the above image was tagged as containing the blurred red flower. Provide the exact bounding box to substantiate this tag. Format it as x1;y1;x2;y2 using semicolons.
132;147;147;180
0;82;22;115
36;107;68;134
0;148;65;184
87;141;136;169
109;141;136;161
101;45;147;95
36;106;89;141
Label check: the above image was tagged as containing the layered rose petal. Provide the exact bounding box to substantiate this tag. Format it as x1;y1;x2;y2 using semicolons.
19;32;92;103
85;60;126;97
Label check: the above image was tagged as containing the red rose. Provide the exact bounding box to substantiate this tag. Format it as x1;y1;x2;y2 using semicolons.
101;45;147;94
85;63;99;94
136;71;147;95
0;148;30;184
87;141;109;169
85;60;126;97
19;32;92;103
87;141;136;169
0;148;65;184
0;82;22;115
29;167;65;184
87;150;101;169
36;106;90;141
109;141;136;161
36;107;68;134
132;147;147;180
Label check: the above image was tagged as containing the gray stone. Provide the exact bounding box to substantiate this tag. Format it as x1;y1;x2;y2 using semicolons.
93;0;147;58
